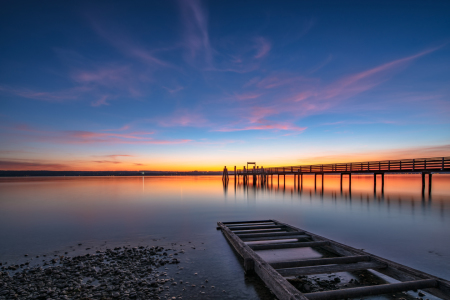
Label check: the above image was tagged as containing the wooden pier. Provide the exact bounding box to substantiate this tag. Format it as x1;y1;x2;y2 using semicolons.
224;156;450;196
217;219;450;300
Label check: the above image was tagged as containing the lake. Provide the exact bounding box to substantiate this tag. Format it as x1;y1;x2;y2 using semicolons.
0;174;449;299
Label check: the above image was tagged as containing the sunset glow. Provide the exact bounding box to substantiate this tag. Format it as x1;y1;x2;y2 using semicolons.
1;1;449;171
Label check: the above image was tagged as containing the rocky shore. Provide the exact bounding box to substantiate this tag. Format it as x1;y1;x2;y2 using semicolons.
0;245;211;300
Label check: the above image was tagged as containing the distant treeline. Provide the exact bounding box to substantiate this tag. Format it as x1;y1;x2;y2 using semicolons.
0;170;223;177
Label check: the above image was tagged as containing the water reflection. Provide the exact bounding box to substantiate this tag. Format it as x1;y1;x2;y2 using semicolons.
0;175;449;294
229;174;449;215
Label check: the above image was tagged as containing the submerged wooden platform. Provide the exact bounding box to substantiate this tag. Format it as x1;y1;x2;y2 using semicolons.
217;219;450;300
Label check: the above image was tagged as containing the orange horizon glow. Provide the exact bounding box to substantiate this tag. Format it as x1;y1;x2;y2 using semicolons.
1;144;448;172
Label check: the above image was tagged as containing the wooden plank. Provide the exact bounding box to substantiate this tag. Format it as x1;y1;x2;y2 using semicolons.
305;279;437;300
277;261;386;277
270;255;371;269
226;223;276;228
223;220;274;225
228;225;285;231
233;229;288;234
242;234;310;242
217;222;306;300
237;231;305;239
250;241;329;251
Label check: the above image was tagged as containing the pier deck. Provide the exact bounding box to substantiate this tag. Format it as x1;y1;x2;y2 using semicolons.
224;156;450;195
217;219;450;300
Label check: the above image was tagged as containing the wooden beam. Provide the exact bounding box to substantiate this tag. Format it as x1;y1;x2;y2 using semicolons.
305;279;437;300
228;225;285;231
250;241;329;251
237;231;305;239
233;229;287;234
242;235;310;242
270;255;371;269
223;220;274;225
277;261;386;277
226;222;276;227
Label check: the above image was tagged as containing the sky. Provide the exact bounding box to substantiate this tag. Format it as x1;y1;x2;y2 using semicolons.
0;0;449;171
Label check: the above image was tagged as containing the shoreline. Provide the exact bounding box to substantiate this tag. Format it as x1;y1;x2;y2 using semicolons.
0;245;217;300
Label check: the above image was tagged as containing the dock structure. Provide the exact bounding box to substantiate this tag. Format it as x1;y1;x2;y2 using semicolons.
217;219;450;300
229;156;450;195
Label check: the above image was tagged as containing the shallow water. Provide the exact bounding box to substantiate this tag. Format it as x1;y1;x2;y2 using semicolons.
0;174;449;299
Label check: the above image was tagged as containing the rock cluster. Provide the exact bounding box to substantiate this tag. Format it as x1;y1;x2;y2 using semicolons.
0;246;184;300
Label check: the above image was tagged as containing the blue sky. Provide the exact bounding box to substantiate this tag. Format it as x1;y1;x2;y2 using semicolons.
1;0;449;170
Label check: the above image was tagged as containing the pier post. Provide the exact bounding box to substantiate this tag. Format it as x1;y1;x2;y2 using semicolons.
234;166;236;184
314;173;317;190
301;173;303;190
421;172;425;196
374;174;377;194
340;173;343;192
349;174;352;192
381;173;385;195
322;174;324;194
428;173;432;195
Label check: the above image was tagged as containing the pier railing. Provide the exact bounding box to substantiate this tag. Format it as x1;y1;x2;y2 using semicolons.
235;156;450;175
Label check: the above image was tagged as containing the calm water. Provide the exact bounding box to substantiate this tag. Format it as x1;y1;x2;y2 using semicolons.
0;174;449;299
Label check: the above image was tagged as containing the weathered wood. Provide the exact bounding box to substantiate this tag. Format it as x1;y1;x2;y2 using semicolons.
272;219;450;300
228;225;285;231
223;220;274;225
305;279;437;300
217;222;306;300
250;241;329;251
242;234;310;242
237;231;305;239
219;219;450;300
270;255;371;269
277;261;386;277
233;229;288;234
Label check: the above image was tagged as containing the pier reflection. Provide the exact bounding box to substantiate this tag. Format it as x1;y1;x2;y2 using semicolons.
228;174;450;216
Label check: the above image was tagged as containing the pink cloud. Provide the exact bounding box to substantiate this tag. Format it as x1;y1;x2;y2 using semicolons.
157;109;209;127
93;160;122;164
6;124;191;145
254;37;271;59
216;120;307;132
0;159;69;171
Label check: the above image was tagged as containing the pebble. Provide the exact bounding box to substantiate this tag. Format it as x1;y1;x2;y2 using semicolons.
0;244;184;300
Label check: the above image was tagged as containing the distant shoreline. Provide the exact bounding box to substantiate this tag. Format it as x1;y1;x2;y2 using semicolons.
0;171;223;177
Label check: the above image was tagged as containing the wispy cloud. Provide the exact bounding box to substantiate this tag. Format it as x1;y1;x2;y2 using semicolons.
0;85;90;102
0;159;69;170
215;117;306;133
90;19;173;68
5;124;191;145
254;37;271;59
156;109;209;127
178;0;213;65
323;46;444;100
91;95;109;107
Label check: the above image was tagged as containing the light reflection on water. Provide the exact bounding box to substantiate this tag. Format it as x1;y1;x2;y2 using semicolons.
0;175;449;299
